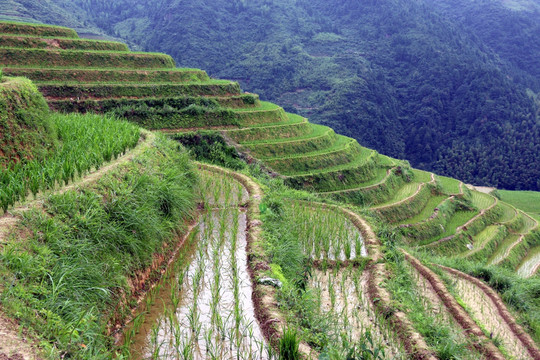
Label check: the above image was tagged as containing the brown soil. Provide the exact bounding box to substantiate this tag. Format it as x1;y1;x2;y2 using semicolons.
0;313;41;360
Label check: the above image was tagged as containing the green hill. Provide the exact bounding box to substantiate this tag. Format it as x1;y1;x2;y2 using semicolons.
0;20;539;360
5;0;540;190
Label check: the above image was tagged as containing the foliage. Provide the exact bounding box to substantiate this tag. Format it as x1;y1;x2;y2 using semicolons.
0;76;57;170
2;67;209;83
170;131;246;170
18;0;540;190
0;111;140;212
0;47;175;69
279;328;300;360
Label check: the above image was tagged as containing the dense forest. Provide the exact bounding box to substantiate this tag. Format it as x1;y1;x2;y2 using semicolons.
2;0;539;190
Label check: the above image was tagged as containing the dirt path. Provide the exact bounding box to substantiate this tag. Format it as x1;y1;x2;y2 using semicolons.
0;314;41;360
402;251;506;360
439;265;540;359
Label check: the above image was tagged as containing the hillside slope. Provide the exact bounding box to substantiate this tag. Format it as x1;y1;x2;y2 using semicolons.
1;20;539;360
5;0;540;190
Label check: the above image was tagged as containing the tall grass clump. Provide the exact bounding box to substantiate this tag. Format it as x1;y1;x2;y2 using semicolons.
279;328;300;360
0;135;197;359
0;76;57;170
0;112;140;212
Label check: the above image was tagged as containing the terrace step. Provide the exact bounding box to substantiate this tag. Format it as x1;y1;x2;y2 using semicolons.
0;34;129;51
241;124;337;158
0;47;176;69
285;148;379;192
2;67;210;83
47;94;259;114
264;136;362;175
0;22;78;38
232;102;288;126
461;224;507;259
37;81;242;100
516;246;540;278
225;113;310;143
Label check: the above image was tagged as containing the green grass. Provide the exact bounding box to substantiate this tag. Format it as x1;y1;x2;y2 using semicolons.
396;195;447;225
321;167;390;193
0;112;140;212
0;76;56;170
266;137;362;175
498;189;540;220
498;201;518;223
373;182;420;208
421;210;478;245
244;126;336;158
488;234;521;265
232;100;280;112
437;175;461;195
264;135;354;161
0;135;197;359
0;34;129;51
0;21;78;38
0;47;176;69
412;169;433;183
517;246;540;277
226;114;309;143
461;225;504;257
37;82;241;99
242;123;331;145
471;191;496;210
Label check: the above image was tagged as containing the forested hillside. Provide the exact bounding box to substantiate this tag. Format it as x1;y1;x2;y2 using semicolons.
2;0;539;190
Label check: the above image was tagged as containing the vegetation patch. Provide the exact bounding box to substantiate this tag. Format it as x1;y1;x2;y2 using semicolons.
38;81;241;99
1;111;139;213
2;67;210;83
0;21;78;38
0;76;56;170
0;48;176;69
0;35;129;51
0;135;197;359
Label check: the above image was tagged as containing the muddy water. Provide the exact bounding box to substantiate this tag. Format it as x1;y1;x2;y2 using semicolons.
128;209;269;359
310;268;404;358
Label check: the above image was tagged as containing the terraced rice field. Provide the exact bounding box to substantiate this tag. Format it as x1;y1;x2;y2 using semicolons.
371;182;421;208
2;21;539;360
516;246;540;278
396;195;447;225
128;172;271;359
309;268;404;358
448;273;534;359
287;201;367;262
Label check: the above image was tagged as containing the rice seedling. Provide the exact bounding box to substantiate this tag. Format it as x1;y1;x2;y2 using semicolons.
0;112;140;213
131;176;273;359
285;201;367;262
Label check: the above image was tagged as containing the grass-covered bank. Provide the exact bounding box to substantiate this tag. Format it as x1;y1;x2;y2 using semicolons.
0;135;198;359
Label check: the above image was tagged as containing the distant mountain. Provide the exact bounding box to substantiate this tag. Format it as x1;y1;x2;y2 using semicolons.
2;0;540;190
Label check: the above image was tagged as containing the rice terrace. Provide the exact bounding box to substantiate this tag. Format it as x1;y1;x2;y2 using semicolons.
0;20;540;360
